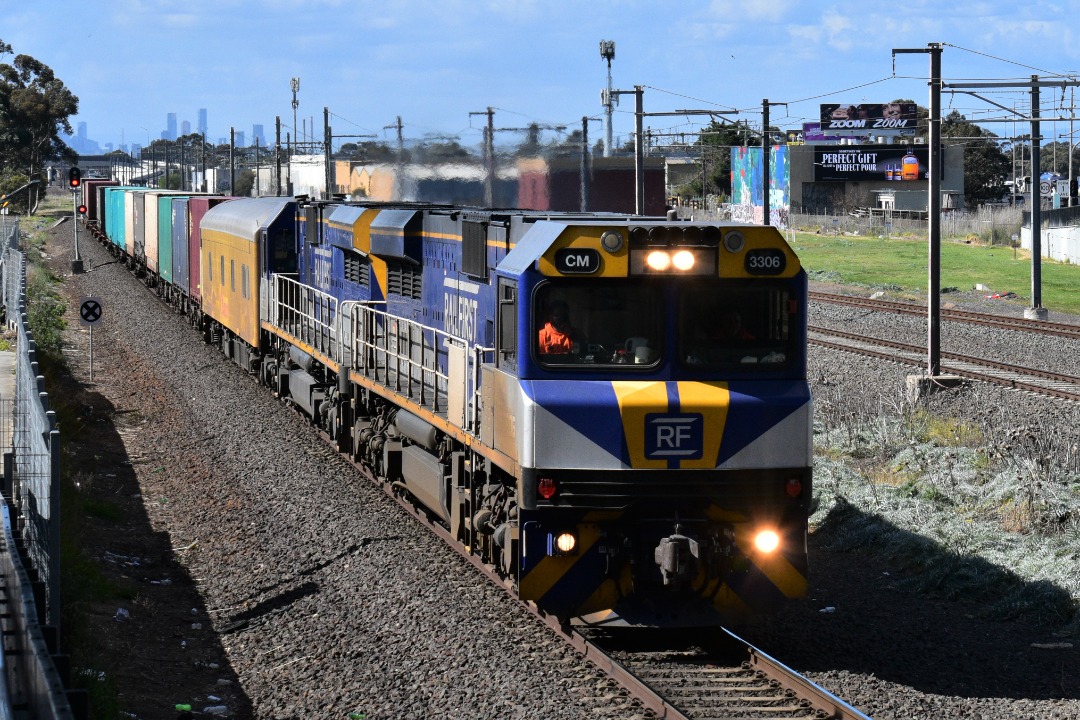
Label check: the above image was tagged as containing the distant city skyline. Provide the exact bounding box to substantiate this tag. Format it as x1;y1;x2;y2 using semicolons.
65;110;277;157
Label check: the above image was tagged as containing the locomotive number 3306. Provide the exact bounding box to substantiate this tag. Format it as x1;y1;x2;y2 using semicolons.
744;248;787;275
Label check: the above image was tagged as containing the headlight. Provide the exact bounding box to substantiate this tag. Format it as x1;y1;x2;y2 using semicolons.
753;529;781;554
547;531;578;556
671;249;695;271
645;249;671;271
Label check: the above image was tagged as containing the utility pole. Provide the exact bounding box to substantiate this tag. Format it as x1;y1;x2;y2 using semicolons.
633;86;643;213
609;87;644;213
324;106;332;198
275;117;282;196
944;76;1079;322
469;107;496;207
1070;88;1075;208
385;115;405;200
599;40;616;157
580;117;601;211
230;127;235;195
1030;76;1042;316
762;99;787;226
893;43;945;379
612;88;739;215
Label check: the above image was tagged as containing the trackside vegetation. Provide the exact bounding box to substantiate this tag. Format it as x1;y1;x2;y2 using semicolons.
791;231;1080;316
15;197;123;718
799;226;1080;633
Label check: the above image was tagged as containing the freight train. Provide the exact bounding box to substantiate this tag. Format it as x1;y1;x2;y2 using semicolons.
81;181;813;627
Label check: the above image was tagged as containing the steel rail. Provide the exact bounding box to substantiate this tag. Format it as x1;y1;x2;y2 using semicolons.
810;325;1080;402
810;290;1080;340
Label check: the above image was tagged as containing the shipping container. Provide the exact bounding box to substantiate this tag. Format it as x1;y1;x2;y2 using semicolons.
171;197;191;295
187;196;233;303
128;190;144;260
81;179;118;227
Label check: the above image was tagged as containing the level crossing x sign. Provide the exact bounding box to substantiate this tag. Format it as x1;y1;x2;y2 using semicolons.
79;297;102;326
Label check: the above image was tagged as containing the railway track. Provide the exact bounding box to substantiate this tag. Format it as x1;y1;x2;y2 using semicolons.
592;628;872;720
809;325;1080;402
810;290;1080;401
308;423;872;719
810;290;1080;340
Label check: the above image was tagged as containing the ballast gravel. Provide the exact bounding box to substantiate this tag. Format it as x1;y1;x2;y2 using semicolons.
45;222;1080;719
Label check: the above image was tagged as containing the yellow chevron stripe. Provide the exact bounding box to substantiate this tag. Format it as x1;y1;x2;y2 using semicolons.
577;565;634;616
735;531;808;599
519;524;602;602
674;381;730;469
611;382;670;469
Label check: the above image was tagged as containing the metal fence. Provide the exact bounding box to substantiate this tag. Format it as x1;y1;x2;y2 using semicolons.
0;217;77;718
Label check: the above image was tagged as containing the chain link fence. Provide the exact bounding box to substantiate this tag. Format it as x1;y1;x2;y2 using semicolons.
0;216;77;718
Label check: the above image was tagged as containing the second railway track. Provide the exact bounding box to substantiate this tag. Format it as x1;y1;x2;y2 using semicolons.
809;324;1080;402
810;290;1080;340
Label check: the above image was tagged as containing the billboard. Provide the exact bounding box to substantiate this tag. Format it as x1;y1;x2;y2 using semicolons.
814;145;929;182
819;103;919;131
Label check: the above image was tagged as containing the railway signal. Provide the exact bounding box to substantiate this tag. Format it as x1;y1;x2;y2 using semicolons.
68;166;82;189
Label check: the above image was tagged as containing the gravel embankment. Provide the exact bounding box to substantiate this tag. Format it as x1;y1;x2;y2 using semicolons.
47;222;1080;719
49;228;645;719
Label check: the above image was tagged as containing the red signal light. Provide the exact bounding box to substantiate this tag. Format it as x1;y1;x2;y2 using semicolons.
537;477;557;500
77;205;87;215
67;167;82;188
786;477;803;498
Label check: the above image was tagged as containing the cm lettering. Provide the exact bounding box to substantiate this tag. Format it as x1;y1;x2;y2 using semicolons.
554;247;600;274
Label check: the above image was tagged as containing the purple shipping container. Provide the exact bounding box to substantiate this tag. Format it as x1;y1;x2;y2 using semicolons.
187;196;233;303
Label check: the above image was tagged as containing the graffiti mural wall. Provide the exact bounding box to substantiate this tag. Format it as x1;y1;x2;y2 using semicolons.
731;145;789;227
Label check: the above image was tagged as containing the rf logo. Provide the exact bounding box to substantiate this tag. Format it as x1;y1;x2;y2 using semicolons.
644;413;703;460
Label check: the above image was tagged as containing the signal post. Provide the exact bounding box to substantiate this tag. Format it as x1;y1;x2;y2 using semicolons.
68;166;84;273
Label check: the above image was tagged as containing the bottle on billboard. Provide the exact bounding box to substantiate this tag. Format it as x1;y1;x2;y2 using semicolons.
901;149;919;181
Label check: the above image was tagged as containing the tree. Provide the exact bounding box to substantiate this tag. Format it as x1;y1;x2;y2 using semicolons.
235;169;255;197
676;120;753;199
338;141;399;163
0;38;79;210
414;140;474;163
1040;140;1079;178
941;109;1012;207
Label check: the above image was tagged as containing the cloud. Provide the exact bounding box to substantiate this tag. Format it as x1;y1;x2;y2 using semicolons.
706;0;793;20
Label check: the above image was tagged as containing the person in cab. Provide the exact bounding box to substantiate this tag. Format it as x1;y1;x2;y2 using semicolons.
538;300;579;355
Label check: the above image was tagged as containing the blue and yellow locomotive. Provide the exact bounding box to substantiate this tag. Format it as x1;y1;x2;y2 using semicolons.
88;184;812;626
227;198;812;626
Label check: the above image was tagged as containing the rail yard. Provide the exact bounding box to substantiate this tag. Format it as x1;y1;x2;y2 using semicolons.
29;203;1079;718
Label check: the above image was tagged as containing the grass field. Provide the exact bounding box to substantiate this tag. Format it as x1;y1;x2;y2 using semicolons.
790;232;1080;316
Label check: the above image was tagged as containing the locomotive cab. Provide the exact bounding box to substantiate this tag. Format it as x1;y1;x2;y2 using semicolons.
491;218;813;626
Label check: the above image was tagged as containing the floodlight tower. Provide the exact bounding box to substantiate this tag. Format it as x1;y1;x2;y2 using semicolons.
600;40;616;157
291;77;300;153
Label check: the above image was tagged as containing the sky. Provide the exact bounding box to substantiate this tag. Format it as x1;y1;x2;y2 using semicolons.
4;0;1080;153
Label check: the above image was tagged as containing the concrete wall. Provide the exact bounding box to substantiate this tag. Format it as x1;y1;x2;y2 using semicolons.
1021;224;1080;264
